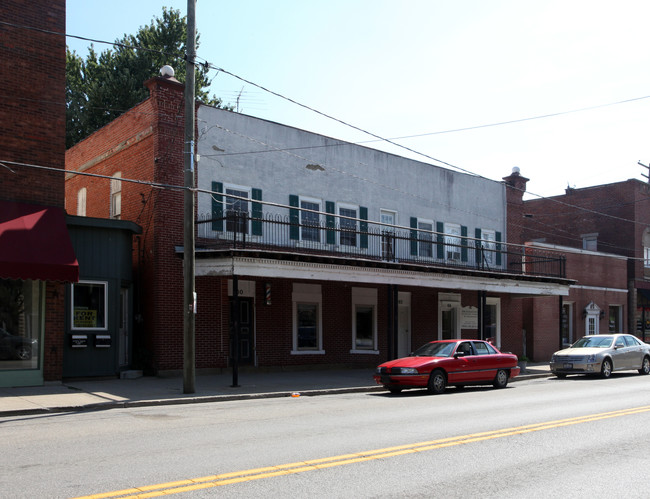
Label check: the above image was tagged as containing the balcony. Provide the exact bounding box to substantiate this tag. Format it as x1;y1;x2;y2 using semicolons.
196;212;566;279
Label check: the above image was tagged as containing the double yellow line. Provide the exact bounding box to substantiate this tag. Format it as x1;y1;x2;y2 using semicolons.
76;405;650;499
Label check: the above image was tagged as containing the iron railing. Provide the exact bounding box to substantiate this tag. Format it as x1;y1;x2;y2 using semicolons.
196;212;566;278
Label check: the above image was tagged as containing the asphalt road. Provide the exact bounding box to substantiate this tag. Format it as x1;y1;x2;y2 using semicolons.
2;373;650;498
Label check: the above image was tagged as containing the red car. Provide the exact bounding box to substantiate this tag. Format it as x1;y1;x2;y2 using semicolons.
374;339;521;394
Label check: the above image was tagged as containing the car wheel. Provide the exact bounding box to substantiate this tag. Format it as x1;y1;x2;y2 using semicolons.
638;356;650;375
555;373;567;379
493;369;508;388
427;370;446;395
388;387;402;394
15;345;31;360
600;358;612;379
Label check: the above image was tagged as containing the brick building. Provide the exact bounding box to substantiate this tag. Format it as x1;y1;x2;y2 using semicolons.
0;0;79;386
522;180;650;343
66;73;571;374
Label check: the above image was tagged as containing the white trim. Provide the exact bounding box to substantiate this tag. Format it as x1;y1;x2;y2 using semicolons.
570;284;628;294
438;292;461;340
337;202;359;248
485;297;501;347
71;280;109;331
195;256;570;296
299;196;323;243
350;287;378;353
291;283;324;354
526;241;628;260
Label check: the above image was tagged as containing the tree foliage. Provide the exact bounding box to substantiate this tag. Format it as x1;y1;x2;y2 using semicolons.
66;7;227;148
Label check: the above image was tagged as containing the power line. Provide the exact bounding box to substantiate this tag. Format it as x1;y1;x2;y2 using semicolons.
6;18;649;235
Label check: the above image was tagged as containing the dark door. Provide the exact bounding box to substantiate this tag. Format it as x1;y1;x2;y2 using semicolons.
232;297;254;365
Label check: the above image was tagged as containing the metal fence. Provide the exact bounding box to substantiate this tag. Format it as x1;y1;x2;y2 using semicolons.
197;212;566;278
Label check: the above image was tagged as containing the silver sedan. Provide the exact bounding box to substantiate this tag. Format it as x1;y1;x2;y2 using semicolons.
550;334;650;379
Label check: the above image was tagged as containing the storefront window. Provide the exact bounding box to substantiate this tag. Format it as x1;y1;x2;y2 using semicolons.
297;303;319;349
0;279;41;370
72;281;107;330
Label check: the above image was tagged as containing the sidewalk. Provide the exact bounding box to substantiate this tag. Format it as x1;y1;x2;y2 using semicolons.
0;363;551;417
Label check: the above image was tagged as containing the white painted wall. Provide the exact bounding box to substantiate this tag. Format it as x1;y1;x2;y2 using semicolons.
196;105;506;240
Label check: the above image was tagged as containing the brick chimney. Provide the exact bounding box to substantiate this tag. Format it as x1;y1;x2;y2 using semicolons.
503;167;529;246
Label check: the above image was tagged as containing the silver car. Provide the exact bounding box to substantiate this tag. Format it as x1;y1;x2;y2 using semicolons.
550;334;650;379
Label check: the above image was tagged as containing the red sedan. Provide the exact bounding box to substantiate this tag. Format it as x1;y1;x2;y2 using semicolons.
374;339;521;394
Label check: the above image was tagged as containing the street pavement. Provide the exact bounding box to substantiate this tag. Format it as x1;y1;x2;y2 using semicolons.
0;363;551;417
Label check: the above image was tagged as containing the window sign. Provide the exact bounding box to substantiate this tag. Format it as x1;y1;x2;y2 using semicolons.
72;282;107;330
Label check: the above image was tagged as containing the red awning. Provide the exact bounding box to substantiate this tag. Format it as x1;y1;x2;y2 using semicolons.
0;200;79;282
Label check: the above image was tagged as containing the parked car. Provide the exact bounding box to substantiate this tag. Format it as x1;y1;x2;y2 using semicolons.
550;334;650;379
374;339;520;394
0;327;37;360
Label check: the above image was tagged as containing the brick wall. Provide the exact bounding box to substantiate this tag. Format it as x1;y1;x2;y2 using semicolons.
0;0;66;206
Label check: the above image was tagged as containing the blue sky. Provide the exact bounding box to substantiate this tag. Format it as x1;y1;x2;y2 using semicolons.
66;1;650;199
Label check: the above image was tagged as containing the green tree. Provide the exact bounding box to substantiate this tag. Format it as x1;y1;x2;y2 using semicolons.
66;7;227;148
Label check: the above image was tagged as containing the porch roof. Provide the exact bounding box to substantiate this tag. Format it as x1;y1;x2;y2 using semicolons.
188;248;572;297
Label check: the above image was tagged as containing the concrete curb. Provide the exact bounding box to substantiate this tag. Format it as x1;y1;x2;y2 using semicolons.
0;373;551;418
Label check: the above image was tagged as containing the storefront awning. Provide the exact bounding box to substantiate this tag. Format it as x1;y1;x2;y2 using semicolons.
0;200;79;282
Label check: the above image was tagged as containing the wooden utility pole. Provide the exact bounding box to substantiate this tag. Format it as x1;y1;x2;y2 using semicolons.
639;160;649;182
183;0;196;394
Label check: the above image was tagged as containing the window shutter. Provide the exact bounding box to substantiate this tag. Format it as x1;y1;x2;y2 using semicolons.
461;225;468;262
211;181;223;231
436;222;444;259
495;231;502;266
326;201;336;244
289;195;299;240
360;206;368;249
251;188;263;236
410;217;418;256
475;228;482;266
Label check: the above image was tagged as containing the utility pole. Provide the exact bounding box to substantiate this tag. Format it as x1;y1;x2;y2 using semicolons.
183;0;196;394
639;160;649;183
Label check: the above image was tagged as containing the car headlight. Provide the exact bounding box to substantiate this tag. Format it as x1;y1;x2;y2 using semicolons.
586;354;596;363
399;367;419;375
375;367;382;375
551;355;557;363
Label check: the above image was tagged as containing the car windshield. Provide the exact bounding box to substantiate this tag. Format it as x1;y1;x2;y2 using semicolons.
413;342;455;357
572;336;613;348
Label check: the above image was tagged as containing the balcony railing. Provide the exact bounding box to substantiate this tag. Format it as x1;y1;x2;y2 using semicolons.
197;212;566;279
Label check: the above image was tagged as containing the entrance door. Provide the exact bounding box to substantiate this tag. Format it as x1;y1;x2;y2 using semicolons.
233;297;254;365
440;300;460;340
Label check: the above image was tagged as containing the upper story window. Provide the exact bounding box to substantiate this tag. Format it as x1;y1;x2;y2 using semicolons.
77;188;87;216
110;172;122;220
481;229;496;265
380;210;397;261
225;186;250;234
645;247;650;268
418;219;434;258
338;204;358;247
300;197;322;243
444;223;461;261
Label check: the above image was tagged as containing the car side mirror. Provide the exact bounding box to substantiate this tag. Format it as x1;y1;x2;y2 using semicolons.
454;352;465;358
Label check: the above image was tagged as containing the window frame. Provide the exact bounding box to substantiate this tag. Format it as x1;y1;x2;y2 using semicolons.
417;218;434;259
299;196;322;243
444;223;462;262
337;203;359;247
291;284;324;355
77;187;87;216
350;287;378;354
224;183;251;235
110;172;122;220
71;280;109;331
